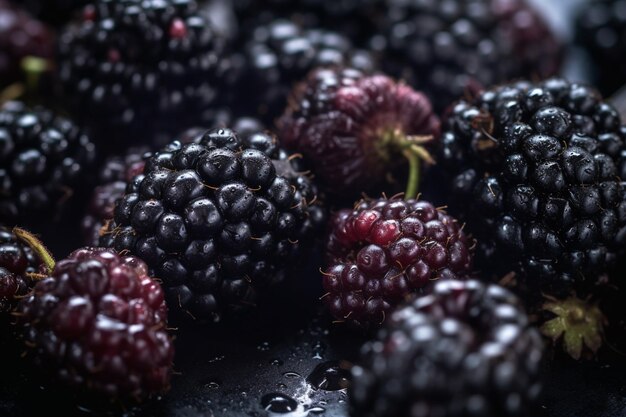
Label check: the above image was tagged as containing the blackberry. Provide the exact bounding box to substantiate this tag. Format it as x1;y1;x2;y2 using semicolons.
83;118;264;246
100;127;326;322
278;67;440;201
0;101;97;228
58;0;229;148
0;0;54;87
439;78;626;295
576;0;626;95
0;228;45;313
18;247;174;402
233;20;376;124
82;147;148;246
374;0;562;112
323;196;473;328
350;279;544;417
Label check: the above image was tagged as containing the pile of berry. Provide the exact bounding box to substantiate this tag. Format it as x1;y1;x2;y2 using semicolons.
0;0;625;415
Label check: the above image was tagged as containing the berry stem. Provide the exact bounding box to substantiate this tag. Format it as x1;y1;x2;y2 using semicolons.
22;56;50;102
13;227;55;274
402;149;420;200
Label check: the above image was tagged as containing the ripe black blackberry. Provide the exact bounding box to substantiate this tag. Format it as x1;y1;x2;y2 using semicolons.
374;0;562;112
0;228;46;313
278;67;440;201
234;20;376;123
323;196;473;328
350;279;544;417
0;0;54;87
58;0;229;148
18;247;174;402
0;101;97;228
439;78;626;295
100;127;326;322
576;0;626;95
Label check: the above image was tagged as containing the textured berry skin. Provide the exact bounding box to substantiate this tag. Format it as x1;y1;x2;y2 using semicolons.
0;101;97;227
100;127;326;322
58;0;228;147
0;0;54;86
82;148;148;246
323;197;473;328
0;228;42;313
576;0;626;95
374;0;562;112
234;20;376;123
350;280;544;417
17;248;173;401
278;67;440;199
439;78;626;294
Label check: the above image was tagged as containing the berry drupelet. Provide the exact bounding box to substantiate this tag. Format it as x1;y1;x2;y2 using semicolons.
17;247;173;402
58;0;228;148
0;0;54;87
350;280;544;417
323;197;473;328
439;78;626;296
0;101;96;228
235;20;376;124
374;0;562;112
278;67;440;202
100;127;326;322
0;228;45;313
576;0;626;95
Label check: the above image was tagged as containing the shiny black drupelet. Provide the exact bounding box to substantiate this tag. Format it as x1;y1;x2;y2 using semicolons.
439;78;626;294
350;279;544;417
100;127;326;322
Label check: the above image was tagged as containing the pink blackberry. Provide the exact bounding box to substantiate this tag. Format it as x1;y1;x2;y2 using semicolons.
278;67;440;202
17;247;174;402
322;196;474;328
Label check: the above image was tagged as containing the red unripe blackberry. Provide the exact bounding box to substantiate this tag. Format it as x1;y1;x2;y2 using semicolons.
0;0;54;87
323;197;474;328
278;67;440;202
17;247;174;402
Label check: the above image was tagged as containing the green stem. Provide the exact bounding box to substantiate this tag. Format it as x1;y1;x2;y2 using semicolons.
13;228;55;274
402;149;420;200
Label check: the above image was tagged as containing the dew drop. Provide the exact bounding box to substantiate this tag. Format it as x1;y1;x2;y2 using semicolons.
283;371;301;379
307;361;351;391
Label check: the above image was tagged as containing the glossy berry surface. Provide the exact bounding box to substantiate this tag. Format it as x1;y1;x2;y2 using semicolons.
440;78;626;294
234;19;376;123
323;197;473;328
576;0;626;95
350;279;544;417
58;0;228;146
17;247;173;401
0;0;54;86
100;127;326;322
278;67;440;200
374;0;562;112
0;227;42;313
0;101;96;228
